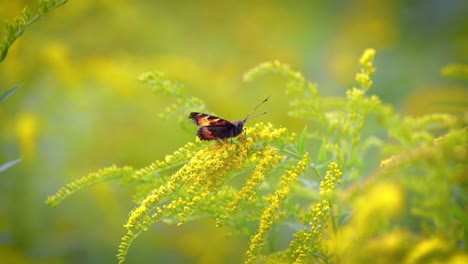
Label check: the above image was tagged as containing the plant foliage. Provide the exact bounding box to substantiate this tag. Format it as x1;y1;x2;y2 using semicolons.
0;0;69;63
47;49;467;263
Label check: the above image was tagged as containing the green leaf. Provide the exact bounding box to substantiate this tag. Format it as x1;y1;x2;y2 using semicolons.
0;83;22;104
0;158;22;173
296;126;307;155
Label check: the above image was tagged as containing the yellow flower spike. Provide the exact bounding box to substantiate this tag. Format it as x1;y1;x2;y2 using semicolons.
111;103;380;263
245;153;309;264
223;147;282;220
130;141;201;184
290;199;330;263
359;48;376;68
355;72;370;85
125;168;186;230
123;130;260;246
46;165;134;207
346;87;364;101
319;162;343;197
380;155;398;168
355;48;377;91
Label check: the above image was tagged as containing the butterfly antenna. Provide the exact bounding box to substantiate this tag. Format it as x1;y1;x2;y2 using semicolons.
243;96;269;123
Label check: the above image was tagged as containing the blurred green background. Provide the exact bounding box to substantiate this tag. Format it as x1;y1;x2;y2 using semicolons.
1;0;466;263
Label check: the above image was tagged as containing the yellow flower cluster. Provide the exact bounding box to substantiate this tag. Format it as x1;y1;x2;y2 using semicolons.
346;87;364;101
124;142;250;229
379;155;399;168
245;152;309;264
290;200;330;263
319;162;342;196
245;122;288;143
131;142;199;181
356;48;376;91
288;162;342;262
119;141;254;263
119;121;292;263
217;147;283;226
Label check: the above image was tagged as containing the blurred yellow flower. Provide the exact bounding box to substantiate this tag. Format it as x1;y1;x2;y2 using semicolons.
85;56;138;97
365;230;412;256
356;182;404;221
405;237;455;264
15;112;38;160
332;182;405;260
441;63;468;80
40;40;77;87
446;254;468;264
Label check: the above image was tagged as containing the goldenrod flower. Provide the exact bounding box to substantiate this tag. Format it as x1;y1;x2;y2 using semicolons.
46;49;466;264
218;147;283;225
290;200;330;263
355;48;376;91
319;162;343;196
46;165;134;207
246;152;309;264
118;123;291;264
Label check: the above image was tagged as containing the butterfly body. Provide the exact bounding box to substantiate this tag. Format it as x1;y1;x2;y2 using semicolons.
188;97;269;141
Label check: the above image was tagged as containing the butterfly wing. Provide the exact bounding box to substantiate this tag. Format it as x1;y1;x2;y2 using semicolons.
188;112;237;140
195;126;228;140
189;112;231;126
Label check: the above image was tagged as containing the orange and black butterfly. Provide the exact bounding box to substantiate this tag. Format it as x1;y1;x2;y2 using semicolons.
188;97;269;141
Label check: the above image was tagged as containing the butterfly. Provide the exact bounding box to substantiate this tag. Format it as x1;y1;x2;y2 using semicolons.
188;97;269;141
